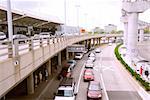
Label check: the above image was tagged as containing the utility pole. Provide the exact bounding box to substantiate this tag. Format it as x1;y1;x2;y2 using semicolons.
7;0;13;41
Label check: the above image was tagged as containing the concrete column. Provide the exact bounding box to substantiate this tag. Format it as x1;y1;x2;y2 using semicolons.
85;40;88;48
7;0;13;41
124;22;128;47
27;73;34;94
99;38;101;45
66;48;69;60
96;38;98;45
27;26;32;37
46;59;51;76
93;38;95;47
139;29;144;42
127;13;138;57
58;52;61;66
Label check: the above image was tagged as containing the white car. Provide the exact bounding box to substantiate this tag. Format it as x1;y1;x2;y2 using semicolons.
85;60;94;69
108;43;112;46
88;52;95;57
95;48;101;53
0;32;6;41
74;53;84;60
88;56;96;62
39;32;50;39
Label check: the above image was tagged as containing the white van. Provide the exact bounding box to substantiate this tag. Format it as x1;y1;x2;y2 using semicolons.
0;32;6;41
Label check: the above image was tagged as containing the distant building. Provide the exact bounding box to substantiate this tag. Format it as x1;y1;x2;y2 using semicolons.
104;24;117;33
92;27;104;34
57;25;80;35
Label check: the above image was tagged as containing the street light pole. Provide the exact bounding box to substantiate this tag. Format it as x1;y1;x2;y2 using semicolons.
64;0;67;25
7;0;13;41
64;0;67;34
75;5;80;35
84;13;88;30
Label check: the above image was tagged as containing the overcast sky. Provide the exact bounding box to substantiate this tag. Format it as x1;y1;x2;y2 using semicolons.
0;0;150;30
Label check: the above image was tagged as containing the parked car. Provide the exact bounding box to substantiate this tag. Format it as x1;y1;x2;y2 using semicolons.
67;60;77;69
0;32;7;41
13;34;28;44
39;32;51;39
87;81;102;100
95;48;101;53
108;43;112;46
83;69;94;82
57;65;72;79
74;53;84;60
32;34;40;40
85;60;94;69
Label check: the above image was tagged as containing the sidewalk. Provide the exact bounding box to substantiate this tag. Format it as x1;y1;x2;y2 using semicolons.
7;69;61;100
118;45;150;100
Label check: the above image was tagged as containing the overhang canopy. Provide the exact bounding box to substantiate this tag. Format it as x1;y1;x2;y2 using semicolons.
0;5;63;28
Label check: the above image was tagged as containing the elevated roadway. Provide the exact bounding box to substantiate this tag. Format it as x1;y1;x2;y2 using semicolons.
0;34;122;98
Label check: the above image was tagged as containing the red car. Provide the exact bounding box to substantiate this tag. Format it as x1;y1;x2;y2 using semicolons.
83;69;94;82
87;81;102;100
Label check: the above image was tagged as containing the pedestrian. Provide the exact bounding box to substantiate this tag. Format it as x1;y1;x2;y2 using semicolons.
45;69;48;81
35;74;38;87
39;71;42;83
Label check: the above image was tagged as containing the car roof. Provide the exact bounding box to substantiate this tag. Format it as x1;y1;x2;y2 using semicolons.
89;81;100;86
59;77;74;86
88;81;101;90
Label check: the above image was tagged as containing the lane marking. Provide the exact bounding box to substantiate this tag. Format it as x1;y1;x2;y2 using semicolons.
100;73;109;100
75;63;85;94
96;50;109;100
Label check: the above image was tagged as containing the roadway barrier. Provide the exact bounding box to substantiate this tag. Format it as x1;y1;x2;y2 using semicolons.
0;34;122;98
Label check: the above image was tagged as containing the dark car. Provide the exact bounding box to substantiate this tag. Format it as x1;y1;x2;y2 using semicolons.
67;60;77;69
87;81;102;100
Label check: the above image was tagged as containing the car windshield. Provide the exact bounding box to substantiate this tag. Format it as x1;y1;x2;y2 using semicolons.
0;33;5;36
56;90;73;97
76;53;81;56
68;61;73;64
89;84;100;91
85;72;92;75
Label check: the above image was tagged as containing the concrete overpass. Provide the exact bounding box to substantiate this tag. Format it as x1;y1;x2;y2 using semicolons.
0;34;123;98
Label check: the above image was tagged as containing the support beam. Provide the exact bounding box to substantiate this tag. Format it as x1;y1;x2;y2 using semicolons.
127;13;138;57
124;22;128;47
46;59;51;76
66;49;69;60
139;29;144;42
27;73;34;94
58;52;61;66
7;0;13;41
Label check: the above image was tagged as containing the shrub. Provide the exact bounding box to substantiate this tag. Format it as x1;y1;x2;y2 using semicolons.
114;44;150;91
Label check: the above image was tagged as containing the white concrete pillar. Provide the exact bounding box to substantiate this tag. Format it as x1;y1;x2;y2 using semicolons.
58;52;61;66
127;13;138;57
27;73;34;94
7;0;13;41
139;29;144;42
124;22;128;47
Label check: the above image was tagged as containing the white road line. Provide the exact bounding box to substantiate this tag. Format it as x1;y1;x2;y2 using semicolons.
100;73;109;100
98;50;109;100
75;63;85;94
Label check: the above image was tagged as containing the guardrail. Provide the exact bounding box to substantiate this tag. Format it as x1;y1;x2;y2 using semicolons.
0;34;123;98
0;34;123;61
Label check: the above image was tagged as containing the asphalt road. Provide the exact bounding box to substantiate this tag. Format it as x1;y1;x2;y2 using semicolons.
73;44;142;100
99;44;142;100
